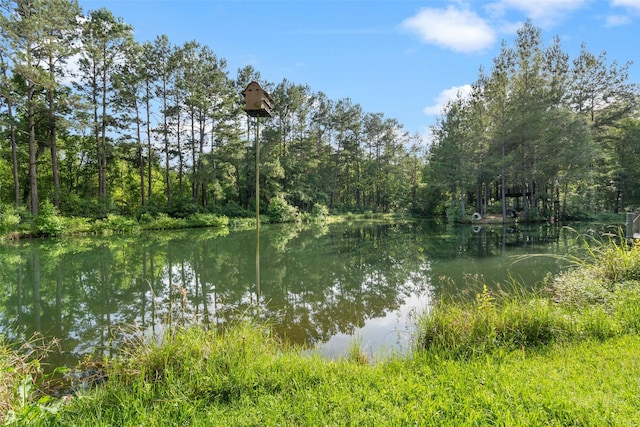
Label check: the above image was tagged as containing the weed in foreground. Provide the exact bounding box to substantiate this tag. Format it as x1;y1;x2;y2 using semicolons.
0;334;64;425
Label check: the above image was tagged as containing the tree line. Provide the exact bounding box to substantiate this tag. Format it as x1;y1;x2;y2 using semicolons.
0;0;423;219
425;22;639;221
0;1;638;222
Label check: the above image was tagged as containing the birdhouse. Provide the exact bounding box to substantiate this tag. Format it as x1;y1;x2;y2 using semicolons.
241;81;274;117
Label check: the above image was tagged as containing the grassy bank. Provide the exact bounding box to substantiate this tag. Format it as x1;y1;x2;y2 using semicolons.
3;326;639;426
3;232;640;425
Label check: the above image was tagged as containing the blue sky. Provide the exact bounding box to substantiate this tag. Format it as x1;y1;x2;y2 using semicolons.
77;0;640;144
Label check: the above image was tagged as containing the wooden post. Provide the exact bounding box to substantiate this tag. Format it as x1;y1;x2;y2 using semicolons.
241;81;272;305
255;116;260;302
626;212;640;240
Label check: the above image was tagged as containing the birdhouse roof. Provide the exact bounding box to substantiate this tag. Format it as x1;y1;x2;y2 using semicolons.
241;81;274;103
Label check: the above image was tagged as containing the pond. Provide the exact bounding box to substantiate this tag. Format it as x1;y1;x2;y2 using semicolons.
0;220;610;366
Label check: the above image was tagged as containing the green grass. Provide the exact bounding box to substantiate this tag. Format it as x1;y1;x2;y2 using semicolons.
4;326;640;426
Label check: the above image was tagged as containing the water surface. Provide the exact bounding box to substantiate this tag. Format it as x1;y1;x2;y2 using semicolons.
0;220;597;365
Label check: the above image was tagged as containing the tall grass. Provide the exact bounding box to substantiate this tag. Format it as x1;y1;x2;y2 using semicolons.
10;325;640;426
416;227;640;357
0;335;62;425
416;286;569;357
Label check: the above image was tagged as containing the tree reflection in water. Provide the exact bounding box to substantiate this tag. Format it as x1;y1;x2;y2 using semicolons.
0;221;586;367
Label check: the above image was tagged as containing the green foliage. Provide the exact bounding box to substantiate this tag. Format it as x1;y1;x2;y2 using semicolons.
523;207;545;222
0;335;64;426
166;196;203;219
418;233;640;359
548;231;640;308
417;286;570;357
219;202;253;218
266;194;299;223
424;22;636;221
13;326;640;426
1;3;637;225
412;185;445;217
310;203;329;220
139;213;188;230
0;205;20;236
90;214;140;235
32;202;64;237
60;194;100;217
59;217;92;235
444;199;462;222
185;213;229;228
613;287;640;333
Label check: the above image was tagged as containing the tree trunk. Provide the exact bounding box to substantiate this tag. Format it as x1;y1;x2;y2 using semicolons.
459;185;466;220
145;79;152;203
177;118;183;195
93;83;102;203
48;62;60;209
7;88;19;206
28;83;38;215
136;98;145;207
190;112;197;200
199;116;206;206
501;142;507;222
99;56;108;200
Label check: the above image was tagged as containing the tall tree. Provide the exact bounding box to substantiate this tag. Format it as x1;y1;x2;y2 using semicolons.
1;0;65;213
150;35;177;204
40;0;81;209
113;39;146;209
569;43;638;211
0;19;19;205
330;98;362;209
76;8;132;202
427;96;474;220
483;42;516;221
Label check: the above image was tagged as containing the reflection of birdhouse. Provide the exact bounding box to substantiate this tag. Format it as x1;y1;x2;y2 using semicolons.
241;81;274;117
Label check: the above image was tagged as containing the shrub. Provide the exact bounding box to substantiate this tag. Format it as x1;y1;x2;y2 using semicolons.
166;196;202;218
221;202;253;218
311;203;329;220
0;205;20;236
140;213;188;230
138;213;155;225
186;213;229;228
266;194;299;223
90;214;139;235
523;207;545;222
32;202;64;237
60;216;92;234
444;199;463;222
547;232;640;308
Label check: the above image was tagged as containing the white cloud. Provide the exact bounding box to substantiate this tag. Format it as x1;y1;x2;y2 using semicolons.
489;0;587;26
401;6;496;53
423;84;473;116
605;14;632;26
612;0;640;12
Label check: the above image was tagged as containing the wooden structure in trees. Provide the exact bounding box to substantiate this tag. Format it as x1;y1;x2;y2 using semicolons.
241;81;274;118
626;212;640;240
